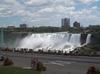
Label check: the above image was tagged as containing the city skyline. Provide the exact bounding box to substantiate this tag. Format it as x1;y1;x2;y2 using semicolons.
0;0;100;27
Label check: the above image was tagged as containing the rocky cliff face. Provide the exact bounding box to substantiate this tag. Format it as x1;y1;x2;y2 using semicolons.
76;33;100;55
90;33;100;44
80;34;87;45
80;33;100;45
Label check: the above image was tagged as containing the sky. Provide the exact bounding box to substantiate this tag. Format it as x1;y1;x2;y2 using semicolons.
0;0;100;27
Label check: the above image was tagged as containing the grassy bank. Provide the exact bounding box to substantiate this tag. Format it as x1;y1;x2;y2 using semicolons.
0;66;40;74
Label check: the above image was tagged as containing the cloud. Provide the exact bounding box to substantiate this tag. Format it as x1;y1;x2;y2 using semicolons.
0;0;33;18
79;0;99;4
24;0;50;6
4;0;17;3
39;5;75;14
24;0;75;7
0;0;100;26
0;7;5;11
91;6;98;9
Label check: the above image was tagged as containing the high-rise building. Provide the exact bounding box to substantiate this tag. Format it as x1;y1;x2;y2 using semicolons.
20;24;27;28
7;26;15;30
73;21;80;28
7;26;15;28
61;18;70;31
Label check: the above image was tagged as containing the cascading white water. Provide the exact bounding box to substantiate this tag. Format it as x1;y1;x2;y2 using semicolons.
86;34;91;44
17;32;91;53
81;34;91;46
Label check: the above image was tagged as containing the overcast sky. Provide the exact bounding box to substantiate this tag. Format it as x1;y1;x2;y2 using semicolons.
0;0;100;27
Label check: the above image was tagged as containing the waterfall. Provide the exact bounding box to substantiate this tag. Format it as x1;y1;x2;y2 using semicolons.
69;34;81;46
86;34;91;44
17;32;91;53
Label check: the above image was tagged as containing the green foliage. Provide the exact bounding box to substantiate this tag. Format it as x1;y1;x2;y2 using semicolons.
88;25;100;33
3;26;61;33
90;44;100;51
77;44;100;56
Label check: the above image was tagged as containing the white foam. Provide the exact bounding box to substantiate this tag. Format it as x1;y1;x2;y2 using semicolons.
17;32;91;53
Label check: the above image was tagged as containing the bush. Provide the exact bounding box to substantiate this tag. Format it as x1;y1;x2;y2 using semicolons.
36;62;46;72
96;70;100;74
3;58;14;66
86;66;100;74
31;57;46;72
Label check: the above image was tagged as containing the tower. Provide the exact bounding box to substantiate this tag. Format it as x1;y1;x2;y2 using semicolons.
73;21;80;29
61;18;70;31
